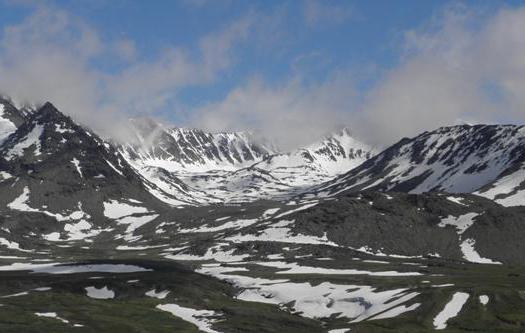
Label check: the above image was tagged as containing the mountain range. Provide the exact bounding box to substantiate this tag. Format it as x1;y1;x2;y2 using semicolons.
0;98;524;332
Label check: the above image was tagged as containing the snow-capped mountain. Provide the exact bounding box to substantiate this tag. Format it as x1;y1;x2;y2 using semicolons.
119;118;275;172
312;124;525;206
181;128;376;202
120;120;376;203
252;127;375;179
4;103;525;210
117;118;280;204
0;102;177;245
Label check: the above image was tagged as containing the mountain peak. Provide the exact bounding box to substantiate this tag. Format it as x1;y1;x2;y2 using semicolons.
41;101;55;109
33;101;70;122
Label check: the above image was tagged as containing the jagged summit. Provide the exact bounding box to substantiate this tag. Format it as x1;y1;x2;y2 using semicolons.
298;126;376;175
120;117;275;173
31;101;64;120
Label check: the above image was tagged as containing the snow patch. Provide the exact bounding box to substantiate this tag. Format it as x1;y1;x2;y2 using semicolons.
438;213;479;234
0;237;32;252
103;200;150;219
255;261;422;276
460;238;501;264
145;289;170;299
6;124;44;160
71;158;83;178
85;286;115;299
178;219;258;233
479;295;489;305
35;312;70;324
198;265;419;322
446;196;467;206
433;292;469;330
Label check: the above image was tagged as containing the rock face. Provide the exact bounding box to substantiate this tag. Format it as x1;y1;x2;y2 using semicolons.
254;128;375;177
119;118;275;172
312;125;525;206
285;192;525;264
0;102;170;246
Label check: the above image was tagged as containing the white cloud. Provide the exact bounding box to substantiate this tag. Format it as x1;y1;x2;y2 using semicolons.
191;73;357;150
354;57;490;145
191;4;525;149
354;5;525;145
0;4;252;139
103;15;252;121
0;7;103;125
303;0;354;26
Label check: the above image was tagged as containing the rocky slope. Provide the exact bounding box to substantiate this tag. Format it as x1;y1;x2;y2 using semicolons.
0;102;183;247
312;125;525;207
253;128;374;177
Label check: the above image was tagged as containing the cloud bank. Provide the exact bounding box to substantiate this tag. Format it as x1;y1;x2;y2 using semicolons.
188;4;525;148
1;3;525;149
353;5;525;145
190;74;356;150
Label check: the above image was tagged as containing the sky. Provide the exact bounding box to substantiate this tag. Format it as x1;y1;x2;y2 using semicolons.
1;0;525;149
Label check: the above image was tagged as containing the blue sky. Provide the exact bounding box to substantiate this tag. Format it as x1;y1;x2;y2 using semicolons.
5;1;458;101
1;0;525;147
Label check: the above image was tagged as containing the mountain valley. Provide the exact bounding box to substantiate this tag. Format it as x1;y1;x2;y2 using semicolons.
0;99;524;332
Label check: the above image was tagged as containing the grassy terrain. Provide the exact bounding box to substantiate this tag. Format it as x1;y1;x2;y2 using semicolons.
0;253;524;332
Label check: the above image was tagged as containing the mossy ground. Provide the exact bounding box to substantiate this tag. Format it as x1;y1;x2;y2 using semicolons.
0;257;523;332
